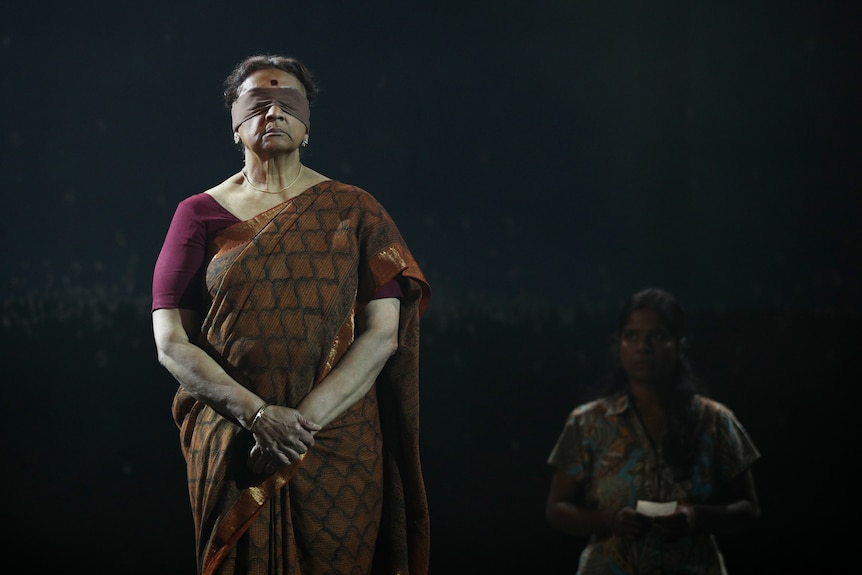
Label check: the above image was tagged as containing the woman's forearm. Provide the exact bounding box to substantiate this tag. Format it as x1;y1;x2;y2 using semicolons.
297;319;397;427
153;308;264;428
546;501;615;537
158;340;265;427
154;297;400;432
691;499;760;534
691;469;761;533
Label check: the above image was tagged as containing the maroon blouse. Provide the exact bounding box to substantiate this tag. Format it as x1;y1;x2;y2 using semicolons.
153;193;402;313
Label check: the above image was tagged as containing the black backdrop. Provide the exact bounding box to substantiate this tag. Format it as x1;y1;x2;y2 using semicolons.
1;1;859;573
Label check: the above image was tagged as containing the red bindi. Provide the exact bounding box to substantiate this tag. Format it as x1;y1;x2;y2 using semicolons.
270;79;278;86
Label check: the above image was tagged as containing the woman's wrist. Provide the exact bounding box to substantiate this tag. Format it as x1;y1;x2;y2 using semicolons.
685;504;703;534
248;402;269;433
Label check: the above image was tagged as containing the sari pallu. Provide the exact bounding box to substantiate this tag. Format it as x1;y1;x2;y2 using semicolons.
171;181;431;575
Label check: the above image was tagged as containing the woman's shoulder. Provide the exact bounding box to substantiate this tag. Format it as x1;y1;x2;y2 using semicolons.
177;174;238;208
173;190;232;219
318;178;373;199
694;394;731;412
571;393;622;419
693;394;745;423
312;179;391;214
167;181;238;227
299;168;370;197
177;191;218;208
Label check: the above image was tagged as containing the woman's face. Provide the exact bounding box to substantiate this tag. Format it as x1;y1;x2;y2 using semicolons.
235;69;308;155
618;309;679;387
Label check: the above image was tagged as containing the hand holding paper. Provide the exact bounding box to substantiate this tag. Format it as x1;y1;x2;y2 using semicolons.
636;500;678;517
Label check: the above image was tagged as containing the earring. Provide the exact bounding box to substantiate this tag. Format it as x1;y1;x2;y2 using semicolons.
233;132;240;144
302;134;309;147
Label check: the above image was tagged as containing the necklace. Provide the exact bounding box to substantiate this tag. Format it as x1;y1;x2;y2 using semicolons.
241;165;303;194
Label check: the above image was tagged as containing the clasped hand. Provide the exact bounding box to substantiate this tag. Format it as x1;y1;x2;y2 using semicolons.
613;504;695;541
247;405;322;474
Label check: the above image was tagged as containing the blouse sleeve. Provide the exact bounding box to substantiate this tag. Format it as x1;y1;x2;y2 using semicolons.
372;277;403;299
151;200;208;313
710;402;762;481
547;410;588;478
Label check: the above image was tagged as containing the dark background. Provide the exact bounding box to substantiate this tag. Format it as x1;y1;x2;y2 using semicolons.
1;0;859;573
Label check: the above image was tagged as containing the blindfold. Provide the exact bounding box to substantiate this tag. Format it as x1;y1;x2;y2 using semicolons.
230;87;311;132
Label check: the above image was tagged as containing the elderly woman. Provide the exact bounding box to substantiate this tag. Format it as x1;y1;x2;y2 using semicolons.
152;54;430;575
545;288;760;574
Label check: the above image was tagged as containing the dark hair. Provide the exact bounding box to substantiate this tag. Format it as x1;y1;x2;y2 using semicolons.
222;54;319;108
602;288;698;394
605;288;703;480
616;288;687;344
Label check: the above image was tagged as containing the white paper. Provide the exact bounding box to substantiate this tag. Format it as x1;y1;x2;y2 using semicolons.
636;500;678;517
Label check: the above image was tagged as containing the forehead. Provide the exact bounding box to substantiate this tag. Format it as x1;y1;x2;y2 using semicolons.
239;69;305;96
622;309;666;331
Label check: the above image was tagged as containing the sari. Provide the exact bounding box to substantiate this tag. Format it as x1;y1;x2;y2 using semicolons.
171;181;431;575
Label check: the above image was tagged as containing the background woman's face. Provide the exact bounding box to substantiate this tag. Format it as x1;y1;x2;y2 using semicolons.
618;309;679;386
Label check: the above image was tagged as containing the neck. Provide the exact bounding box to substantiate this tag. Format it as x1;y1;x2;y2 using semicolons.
627;380;669;411
242;155;303;194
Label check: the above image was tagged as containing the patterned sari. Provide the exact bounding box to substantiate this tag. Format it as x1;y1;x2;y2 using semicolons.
171;181;430;575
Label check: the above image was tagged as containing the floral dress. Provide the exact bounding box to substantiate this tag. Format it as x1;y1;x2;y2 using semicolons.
547;392;760;574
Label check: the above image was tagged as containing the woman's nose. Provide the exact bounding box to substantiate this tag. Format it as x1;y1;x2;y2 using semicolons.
265;104;285;121
635;337;653;352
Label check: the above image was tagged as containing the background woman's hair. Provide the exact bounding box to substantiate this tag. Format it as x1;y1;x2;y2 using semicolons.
600;287;700;395
223;54;319;108
602;287;705;480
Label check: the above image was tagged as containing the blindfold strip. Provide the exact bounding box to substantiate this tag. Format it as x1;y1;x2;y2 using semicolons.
231;87;311;132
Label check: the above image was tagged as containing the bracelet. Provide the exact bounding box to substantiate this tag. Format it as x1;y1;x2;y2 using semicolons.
249;402;269;433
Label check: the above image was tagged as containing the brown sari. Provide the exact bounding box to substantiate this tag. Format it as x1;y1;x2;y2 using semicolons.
171;181;430;575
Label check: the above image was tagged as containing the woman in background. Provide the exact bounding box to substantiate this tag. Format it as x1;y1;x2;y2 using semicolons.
546;288;760;574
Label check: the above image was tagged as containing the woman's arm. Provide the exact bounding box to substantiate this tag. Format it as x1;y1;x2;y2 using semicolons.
296;296;401;427
691;468;761;533
154;296;399;470
154;307;319;473
652;469;761;539
247;296;400;468
152;307;275;429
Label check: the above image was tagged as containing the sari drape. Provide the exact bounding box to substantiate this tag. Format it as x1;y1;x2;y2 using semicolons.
171;181;430;575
